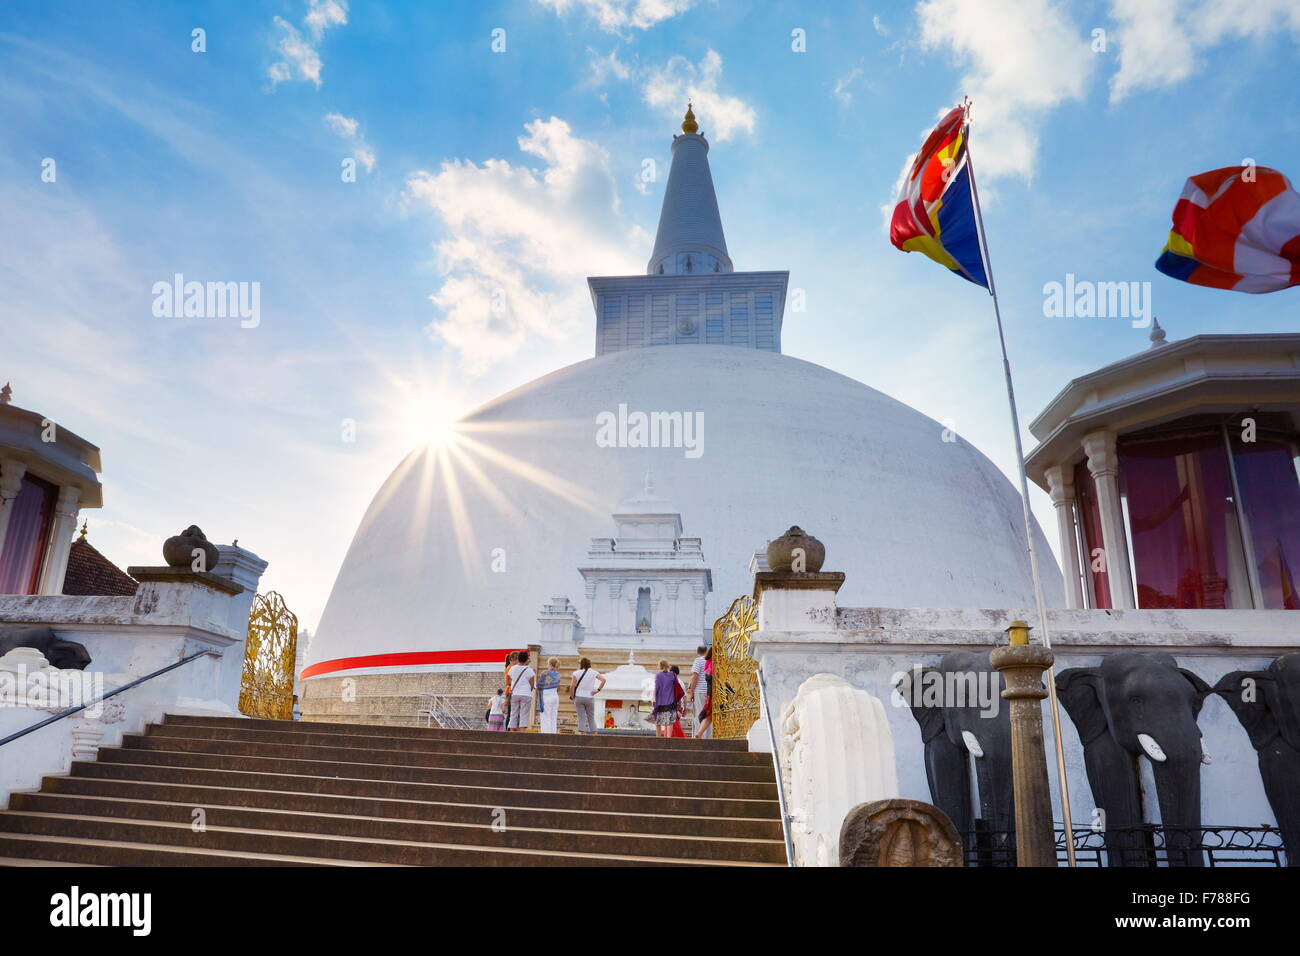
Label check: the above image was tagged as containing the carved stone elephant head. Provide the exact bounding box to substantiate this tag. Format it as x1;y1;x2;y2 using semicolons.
1213;653;1300;867
1057;652;1211;867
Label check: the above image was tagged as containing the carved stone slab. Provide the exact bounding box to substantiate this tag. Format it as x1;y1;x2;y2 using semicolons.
839;798;963;867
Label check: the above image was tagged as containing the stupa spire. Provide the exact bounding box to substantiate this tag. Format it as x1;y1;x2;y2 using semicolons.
647;103;733;276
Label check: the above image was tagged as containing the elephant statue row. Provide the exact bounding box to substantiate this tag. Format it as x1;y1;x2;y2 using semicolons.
1056;652;1211;867
896;650;1014;864
902;649;1300;868
1213;653;1300;867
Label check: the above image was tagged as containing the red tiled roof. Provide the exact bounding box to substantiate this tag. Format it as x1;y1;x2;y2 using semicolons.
62;538;138;596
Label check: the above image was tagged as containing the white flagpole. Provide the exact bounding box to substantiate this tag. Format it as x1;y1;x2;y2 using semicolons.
962;104;1078;868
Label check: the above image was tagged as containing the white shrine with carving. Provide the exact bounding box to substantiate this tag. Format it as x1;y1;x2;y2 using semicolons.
571;479;712;651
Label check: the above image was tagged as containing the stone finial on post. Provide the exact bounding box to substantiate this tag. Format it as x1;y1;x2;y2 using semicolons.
989;620;1058;867
752;527;844;633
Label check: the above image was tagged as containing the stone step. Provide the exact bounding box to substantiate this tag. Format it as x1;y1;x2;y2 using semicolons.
121;733;773;782
95;745;777;800
38;775;784;839
0;812;774;866
168;714;738;751
0;832;369;866
144;723;755;767
8;793;785;864
0;854;102;867
0;712;782;867
68;761;778;819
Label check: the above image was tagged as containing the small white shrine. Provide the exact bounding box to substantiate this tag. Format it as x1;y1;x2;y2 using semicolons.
592;649;656;731
573;478;712;651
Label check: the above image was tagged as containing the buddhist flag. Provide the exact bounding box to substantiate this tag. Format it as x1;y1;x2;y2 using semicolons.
890;105;988;288
1155;166;1300;293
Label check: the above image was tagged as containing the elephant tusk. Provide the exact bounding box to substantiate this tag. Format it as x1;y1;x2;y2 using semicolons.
1137;733;1167;763
1201;740;1213;765
961;730;984;758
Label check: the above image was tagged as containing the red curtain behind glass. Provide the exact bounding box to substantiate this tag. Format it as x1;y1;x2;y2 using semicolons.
1073;460;1110;609
0;474;57;594
1119;431;1249;609
1230;435;1300;610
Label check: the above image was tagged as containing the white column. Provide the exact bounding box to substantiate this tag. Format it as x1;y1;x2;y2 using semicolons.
609;580;623;636
0;458;27;556
693;582;708;633
37;485;80;595
584;580;597;636
1044;464;1084;609
665;581;680;635
1082;430;1136;609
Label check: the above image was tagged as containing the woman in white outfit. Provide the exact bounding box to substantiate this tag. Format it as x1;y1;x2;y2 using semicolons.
537;657;562;734
568;657;606;735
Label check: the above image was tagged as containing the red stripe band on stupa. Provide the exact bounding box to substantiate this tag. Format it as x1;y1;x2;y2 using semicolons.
300;648;525;679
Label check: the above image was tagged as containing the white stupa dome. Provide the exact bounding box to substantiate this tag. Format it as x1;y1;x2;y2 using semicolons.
303;107;1061;680
304;345;1061;676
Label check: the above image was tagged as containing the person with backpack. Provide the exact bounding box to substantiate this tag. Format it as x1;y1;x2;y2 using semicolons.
568;657;606;735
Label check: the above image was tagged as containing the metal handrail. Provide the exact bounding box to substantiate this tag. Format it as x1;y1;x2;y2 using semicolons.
0;648;219;749
757;660;795;867
416;692;473;730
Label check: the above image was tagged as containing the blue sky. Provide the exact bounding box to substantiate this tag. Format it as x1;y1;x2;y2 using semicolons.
3;0;1299;630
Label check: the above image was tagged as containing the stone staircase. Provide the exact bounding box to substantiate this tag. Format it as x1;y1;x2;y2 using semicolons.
546;647;703;735
0;714;784;866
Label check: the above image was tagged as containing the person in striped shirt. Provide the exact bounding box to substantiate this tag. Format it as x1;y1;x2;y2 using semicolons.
689;645;711;739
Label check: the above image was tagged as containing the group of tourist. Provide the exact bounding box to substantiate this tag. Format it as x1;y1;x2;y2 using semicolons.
485;646;713;738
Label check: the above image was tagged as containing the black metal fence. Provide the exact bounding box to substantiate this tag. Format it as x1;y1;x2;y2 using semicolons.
962;824;1288;867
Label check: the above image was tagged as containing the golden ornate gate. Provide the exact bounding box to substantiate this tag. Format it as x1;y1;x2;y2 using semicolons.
239;590;299;720
711;595;761;739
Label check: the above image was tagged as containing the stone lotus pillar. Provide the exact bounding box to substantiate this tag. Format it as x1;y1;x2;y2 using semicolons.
779;673;900;867
990;621;1058;867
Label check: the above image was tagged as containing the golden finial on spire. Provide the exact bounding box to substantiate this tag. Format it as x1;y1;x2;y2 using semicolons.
78;519;89;540
681;101;698;134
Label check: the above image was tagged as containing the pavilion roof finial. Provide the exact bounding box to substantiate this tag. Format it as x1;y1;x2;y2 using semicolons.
0;382;11;405
1149;316;1168;349
681;101;698;134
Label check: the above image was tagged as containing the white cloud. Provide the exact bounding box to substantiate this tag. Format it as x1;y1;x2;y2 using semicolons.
642;49;756;142
872;15;890;36
404;117;645;373
304;0;348;36
269;0;349;88
917;0;1093;181
833;65;865;106
537;0;697;32
587;46;632;84
1109;0;1300;101
324;111;375;171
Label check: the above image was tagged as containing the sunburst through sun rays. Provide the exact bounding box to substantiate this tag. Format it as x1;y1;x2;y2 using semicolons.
366;363;608;580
